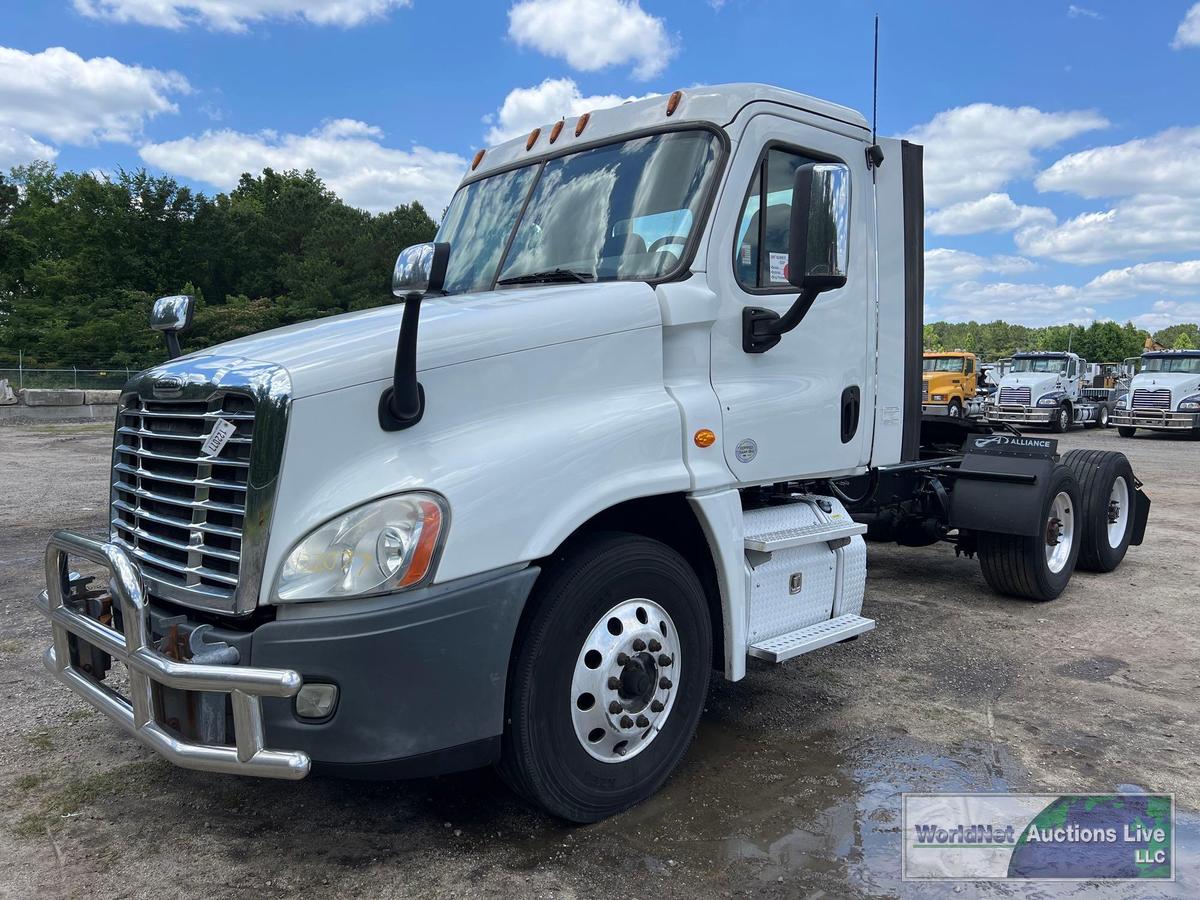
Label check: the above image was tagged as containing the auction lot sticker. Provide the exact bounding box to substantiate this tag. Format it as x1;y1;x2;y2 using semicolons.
903;793;1174;881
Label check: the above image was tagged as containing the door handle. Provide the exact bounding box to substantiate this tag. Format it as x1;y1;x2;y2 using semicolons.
841;386;861;444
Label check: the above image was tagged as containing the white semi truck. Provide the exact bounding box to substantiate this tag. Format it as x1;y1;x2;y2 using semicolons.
984;350;1123;432
1112;349;1200;437
33;85;1150;823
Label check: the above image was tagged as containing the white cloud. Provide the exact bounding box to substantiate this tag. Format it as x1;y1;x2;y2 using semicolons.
928;279;1100;327
0;125;57;170
1035;126;1200;199
924;248;1037;288
1018;194;1200;264
484;78;659;145
1084;260;1200;298
1172;3;1200;49
507;0;678;79
905;103;1107;207
1132;300;1200;330
73;0;410;31
1068;5;1101;19
140;119;466;213
0;46;188;149
926;192;1055;235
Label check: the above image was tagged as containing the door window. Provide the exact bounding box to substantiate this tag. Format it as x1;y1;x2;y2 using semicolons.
733;147;820;290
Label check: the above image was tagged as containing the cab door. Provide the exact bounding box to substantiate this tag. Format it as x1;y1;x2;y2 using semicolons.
706;113;873;482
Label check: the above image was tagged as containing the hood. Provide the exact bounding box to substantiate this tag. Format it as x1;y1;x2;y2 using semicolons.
999;372;1063;397
1130;372;1200;398
182;281;661;399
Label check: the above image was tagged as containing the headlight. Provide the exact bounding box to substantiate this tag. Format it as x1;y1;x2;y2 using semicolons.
932;394;946;401
1036;395;1060;407
1116;397;1128;408
274;492;447;603
1179;395;1200;411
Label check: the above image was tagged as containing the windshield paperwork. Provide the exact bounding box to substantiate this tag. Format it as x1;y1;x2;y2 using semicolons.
1143;355;1200;374
1011;356;1068;374
923;357;964;373
436;130;722;294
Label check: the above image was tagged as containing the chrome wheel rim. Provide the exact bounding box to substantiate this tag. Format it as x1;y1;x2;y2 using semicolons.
1044;491;1075;574
570;598;679;763
1059;408;1069;430
1099;406;1109;427
949;403;961;418
1107;476;1129;549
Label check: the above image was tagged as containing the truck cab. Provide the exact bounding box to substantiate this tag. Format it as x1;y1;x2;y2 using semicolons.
32;84;1149;822
1113;350;1200;436
921;351;978;418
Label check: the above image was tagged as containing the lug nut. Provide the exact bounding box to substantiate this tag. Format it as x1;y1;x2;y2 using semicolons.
609;701;622;714
619;715;634;729
616;744;628;756
632;638;646;651
659;677;672;690
658;654;672;667
648;639;661;652
616;652;630;666
607;676;620;690
650;700;664;712
636;714;649;728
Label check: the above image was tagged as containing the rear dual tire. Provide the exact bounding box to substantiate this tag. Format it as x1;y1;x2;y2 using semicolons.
1062;449;1136;572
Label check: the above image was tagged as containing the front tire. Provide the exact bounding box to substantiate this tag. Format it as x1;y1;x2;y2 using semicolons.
1049;402;1071;433
947;398;963;419
1117;426;1137;438
1097;405;1110;428
977;465;1081;601
500;533;712;823
1062;449;1135;572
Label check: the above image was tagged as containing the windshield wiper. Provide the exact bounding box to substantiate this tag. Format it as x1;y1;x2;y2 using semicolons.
497;268;595;286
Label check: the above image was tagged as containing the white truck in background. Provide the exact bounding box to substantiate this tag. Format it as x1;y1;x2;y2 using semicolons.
984;350;1124;432
33;84;1151;823
1113;349;1200;437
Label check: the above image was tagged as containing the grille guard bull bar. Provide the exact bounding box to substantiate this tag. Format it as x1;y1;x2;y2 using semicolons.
34;531;310;780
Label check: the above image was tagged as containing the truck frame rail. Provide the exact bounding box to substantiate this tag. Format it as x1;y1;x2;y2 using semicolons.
34;531;311;779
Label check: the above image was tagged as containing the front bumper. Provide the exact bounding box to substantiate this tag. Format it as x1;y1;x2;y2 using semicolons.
921;403;950;416
36;530;538;780
985;405;1054;425
1111;409;1198;430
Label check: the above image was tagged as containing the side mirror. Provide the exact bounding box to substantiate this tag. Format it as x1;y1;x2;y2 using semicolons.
743;162;851;353
381;242;450;431
151;295;195;359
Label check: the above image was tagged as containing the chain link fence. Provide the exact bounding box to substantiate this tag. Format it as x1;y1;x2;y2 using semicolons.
0;367;134;391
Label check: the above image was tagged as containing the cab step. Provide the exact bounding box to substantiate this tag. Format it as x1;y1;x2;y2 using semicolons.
744;519;867;552
747;614;876;664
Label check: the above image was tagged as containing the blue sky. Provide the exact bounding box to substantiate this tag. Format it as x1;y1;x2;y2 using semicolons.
3;0;1200;330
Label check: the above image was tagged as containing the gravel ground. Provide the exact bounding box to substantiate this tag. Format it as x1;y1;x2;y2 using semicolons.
0;422;1196;899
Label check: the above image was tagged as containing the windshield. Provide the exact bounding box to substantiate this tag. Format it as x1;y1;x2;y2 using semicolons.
1143;355;1200;374
435;130;721;293
1011;356;1068;374
923;357;964;373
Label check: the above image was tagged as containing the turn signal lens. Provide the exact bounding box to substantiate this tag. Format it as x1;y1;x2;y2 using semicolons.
575;112;590;137
694;429;716;448
549;120;564;143
666;90;682;116
471;148;485;170
526;127;541;150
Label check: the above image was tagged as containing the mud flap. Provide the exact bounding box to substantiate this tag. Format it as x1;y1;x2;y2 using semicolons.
1131;485;1151;546
948;435;1060;537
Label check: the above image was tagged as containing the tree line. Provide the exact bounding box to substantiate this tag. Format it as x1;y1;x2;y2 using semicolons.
0;164;437;369
1;163;1196;370
923;319;1196;363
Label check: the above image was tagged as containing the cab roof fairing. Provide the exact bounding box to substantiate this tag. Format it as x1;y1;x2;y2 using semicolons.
463;83;870;184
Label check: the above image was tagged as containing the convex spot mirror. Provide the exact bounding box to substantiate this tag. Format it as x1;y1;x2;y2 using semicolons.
393;242;449;299
786;162;851;292
150;294;195;359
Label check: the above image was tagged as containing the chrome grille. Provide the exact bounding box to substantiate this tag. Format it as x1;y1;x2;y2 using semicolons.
922;380;929;402
111;393;256;607
1132;388;1171;409
999;386;1031;405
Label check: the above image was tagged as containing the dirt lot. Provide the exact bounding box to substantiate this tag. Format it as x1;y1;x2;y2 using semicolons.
0;421;1197;899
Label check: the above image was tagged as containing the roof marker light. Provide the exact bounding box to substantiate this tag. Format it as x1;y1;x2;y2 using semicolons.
575;113;590;137
526;127;541;150
666;90;682;116
549;120;564;143
471;148;485;171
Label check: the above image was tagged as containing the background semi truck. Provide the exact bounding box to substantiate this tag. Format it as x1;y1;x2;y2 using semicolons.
921;351;980;418
984;350;1125;432
33;84;1150;823
1113;349;1200;437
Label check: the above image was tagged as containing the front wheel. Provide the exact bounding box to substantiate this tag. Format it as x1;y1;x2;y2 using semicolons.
500;533;712;823
977;465;1081;601
947;398;963;418
1097;405;1110;428
1049;402;1071;433
1117;426;1137;438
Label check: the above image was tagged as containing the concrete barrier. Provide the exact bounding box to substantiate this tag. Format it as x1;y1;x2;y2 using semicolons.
20;389;87;406
84;389;122;405
0;387;118;423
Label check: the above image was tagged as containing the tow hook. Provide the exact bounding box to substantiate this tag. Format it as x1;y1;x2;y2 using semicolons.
188;626;239;745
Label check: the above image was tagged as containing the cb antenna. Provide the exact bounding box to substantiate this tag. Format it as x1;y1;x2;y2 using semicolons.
866;15;885;169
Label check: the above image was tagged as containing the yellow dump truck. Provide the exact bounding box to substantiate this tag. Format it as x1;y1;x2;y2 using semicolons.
922;351;979;418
